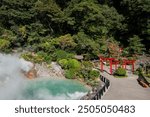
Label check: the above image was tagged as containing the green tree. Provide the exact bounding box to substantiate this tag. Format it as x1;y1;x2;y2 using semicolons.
52;34;77;51
111;0;150;50
73;32;100;59
0;0;149;56
55;0;71;9
34;0;65;35
64;0;124;37
0;29;17;48
127;35;145;55
0;0;36;27
67;59;81;70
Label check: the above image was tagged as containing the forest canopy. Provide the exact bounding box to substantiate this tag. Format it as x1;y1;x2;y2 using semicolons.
0;0;149;59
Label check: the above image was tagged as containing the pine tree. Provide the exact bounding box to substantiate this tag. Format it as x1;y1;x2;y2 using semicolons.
127;35;145;55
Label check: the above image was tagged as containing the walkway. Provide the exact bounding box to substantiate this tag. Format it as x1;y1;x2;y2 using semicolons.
101;67;150;100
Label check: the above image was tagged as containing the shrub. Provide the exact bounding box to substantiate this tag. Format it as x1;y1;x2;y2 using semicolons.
37;51;52;63
82;61;93;70
21;52;44;63
52;50;74;61
114;67;126;76
89;70;100;79
0;39;10;52
56;34;77;50
38;42;56;53
80;69;90;80
59;59;82;79
58;59;68;69
86;80;99;87
73;32;100;59
68;59;81;70
76;72;84;79
65;69;76;79
122;49;129;57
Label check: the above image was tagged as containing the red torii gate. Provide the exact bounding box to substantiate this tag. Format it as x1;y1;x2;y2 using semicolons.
122;59;136;72
99;56;118;75
99;56;136;75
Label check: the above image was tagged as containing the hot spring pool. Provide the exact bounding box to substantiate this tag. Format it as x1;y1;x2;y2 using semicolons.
0;54;89;100
17;78;89;100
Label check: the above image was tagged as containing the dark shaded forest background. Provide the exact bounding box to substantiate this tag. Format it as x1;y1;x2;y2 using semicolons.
0;0;149;60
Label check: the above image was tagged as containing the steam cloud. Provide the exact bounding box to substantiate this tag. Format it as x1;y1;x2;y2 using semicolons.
0;53;27;99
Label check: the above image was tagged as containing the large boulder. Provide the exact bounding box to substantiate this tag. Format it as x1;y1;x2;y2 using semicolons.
51;62;64;76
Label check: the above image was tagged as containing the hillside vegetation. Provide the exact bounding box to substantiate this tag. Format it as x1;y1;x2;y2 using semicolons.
0;0;149;85
0;0;149;56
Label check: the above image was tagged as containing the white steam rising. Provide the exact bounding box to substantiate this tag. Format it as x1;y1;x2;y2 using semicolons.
18;88;86;100
0;53;27;99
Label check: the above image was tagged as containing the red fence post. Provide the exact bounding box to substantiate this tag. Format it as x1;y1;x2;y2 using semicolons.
101;60;103;71
125;64;127;69
122;60;125;69
132;61;135;73
99;57;104;72
110;60;112;75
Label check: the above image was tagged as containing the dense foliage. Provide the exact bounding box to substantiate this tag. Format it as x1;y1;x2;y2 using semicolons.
58;58;100;86
0;39;10;52
0;0;149;57
0;0;149;85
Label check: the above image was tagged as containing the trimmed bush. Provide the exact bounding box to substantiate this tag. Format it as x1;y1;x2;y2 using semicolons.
89;70;100;79
114;67;126;76
59;59;82;79
68;59;81;70
65;69;76;79
58;59;68;69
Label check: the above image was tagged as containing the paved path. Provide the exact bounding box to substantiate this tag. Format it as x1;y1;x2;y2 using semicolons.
101;67;150;100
